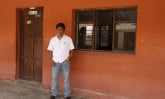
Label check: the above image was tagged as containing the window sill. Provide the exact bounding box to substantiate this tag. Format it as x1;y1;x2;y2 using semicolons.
73;49;135;54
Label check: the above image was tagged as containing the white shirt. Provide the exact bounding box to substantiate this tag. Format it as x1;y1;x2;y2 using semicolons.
47;35;74;63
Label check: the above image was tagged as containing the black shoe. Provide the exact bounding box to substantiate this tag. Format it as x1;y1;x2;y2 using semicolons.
50;95;56;99
65;96;71;99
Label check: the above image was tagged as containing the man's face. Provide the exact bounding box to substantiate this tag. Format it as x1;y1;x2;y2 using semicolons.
56;27;64;36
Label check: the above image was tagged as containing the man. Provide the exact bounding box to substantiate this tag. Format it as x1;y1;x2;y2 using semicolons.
47;23;74;99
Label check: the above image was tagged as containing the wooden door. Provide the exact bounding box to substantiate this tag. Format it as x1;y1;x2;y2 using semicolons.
18;7;43;82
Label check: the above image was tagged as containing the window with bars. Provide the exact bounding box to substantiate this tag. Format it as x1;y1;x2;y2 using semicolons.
74;7;137;53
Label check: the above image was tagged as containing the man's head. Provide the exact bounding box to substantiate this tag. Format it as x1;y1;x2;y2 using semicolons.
56;23;65;37
56;23;65;30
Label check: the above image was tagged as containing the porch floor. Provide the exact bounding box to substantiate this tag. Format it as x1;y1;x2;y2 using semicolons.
0;80;88;99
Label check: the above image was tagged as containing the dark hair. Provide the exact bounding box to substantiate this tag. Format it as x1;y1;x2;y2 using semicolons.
56;23;65;30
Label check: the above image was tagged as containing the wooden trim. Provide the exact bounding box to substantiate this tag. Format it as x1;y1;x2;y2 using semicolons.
16;8;21;79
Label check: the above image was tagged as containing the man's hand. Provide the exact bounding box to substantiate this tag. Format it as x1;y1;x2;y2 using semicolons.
65;58;69;62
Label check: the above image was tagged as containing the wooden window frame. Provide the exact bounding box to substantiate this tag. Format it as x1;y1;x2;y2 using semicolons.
73;7;137;54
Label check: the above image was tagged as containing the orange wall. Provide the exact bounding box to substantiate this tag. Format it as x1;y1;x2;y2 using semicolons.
0;1;16;80
0;0;165;99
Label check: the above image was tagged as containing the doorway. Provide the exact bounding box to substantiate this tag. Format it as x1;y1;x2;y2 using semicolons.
16;7;43;82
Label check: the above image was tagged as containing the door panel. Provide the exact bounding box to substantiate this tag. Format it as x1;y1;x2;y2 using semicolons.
19;7;43;82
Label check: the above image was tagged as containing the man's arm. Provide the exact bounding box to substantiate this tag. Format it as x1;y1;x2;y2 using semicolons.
48;50;52;59
66;50;73;62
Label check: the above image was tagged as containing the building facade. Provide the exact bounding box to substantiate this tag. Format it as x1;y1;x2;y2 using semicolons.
0;0;165;99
